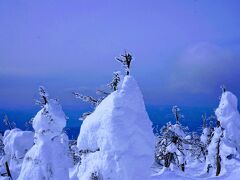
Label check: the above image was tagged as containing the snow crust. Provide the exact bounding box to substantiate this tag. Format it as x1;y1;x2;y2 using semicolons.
74;75;155;180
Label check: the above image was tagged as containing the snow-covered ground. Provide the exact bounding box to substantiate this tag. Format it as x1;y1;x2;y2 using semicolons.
152;159;240;180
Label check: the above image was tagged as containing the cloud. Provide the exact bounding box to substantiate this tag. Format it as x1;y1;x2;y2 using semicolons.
168;42;240;94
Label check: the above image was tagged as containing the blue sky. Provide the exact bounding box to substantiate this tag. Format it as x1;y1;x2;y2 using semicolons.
0;0;240;109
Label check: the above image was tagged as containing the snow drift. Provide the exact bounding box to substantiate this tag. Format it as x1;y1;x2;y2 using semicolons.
74;75;155;180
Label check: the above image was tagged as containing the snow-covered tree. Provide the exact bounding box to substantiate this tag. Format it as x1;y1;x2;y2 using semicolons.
116;52;132;75
35;86;49;106
205;121;224;176
72;92;104;121
71;75;154;180
73;72;122;121
0;132;10;179
200;114;214;161
185;132;205;163
205;89;240;176
0;133;3;156
96;71;121;96
73;92;102;108
215;89;240;153
108;71;121;91
0;129;34;179
18;87;71;180
0;115;28;180
3;115;16;130
172;106;183;124
155;106;188;172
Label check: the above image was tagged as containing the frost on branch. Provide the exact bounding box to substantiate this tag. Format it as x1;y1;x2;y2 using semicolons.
108;71;121;91
3;115;16;130
73;71;122;121
73;92;101;107
116;51;132;75
172;106;183;124
72;92;104;121
35;86;49;107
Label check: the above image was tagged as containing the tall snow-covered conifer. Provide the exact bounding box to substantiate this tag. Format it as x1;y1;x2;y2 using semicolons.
215;89;240;152
205;88;240;176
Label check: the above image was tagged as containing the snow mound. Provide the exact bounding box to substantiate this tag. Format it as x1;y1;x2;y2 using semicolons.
75;75;155;180
215;91;240;152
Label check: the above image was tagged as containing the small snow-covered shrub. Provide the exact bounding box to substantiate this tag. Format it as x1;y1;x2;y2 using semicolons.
155;122;188;171
155;106;190;171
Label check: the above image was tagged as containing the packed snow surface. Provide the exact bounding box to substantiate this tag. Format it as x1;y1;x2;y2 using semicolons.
75;75;155;180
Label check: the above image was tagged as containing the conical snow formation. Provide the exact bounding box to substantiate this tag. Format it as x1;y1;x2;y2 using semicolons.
215;91;240;152
75;76;155;180
18;99;71;180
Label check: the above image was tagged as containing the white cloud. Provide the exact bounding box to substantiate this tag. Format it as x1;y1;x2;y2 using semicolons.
168;42;240;94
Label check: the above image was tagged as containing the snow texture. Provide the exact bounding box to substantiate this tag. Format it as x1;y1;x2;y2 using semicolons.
74;75;155;180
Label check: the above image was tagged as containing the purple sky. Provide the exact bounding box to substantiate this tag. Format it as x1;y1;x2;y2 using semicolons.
1;0;240;109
